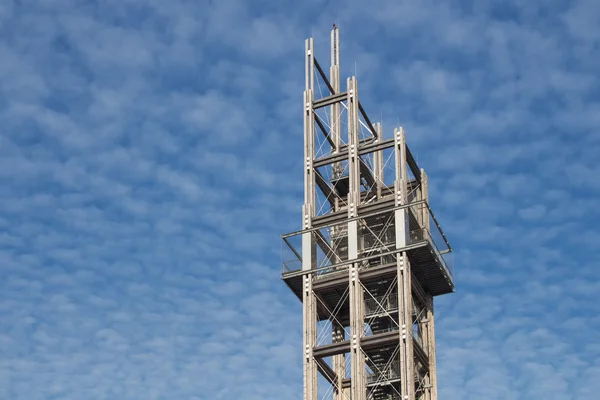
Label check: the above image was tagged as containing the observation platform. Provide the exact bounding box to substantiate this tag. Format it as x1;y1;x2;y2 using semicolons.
281;203;454;322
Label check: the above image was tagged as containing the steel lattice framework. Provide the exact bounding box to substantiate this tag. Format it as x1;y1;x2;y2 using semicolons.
280;27;455;400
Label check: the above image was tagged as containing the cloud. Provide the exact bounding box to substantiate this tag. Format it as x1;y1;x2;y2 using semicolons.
1;0;599;399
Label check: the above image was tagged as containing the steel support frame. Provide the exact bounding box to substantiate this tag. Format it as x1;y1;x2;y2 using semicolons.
347;72;367;400
420;170;438;400
303;36;318;400
297;26;446;400
329;27;349;400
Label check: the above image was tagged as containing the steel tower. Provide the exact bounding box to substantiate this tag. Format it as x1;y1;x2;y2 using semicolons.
280;27;455;400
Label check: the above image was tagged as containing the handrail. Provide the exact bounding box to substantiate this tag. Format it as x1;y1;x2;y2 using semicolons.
423;226;453;279
282;237;302;263
281;200;427;238
425;201;452;252
281;241;428;278
281;200;451;255
366;360;401;383
280;200;454;280
364;293;398;315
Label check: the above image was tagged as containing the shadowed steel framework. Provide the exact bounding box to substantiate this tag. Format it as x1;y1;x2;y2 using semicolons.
280;27;455;400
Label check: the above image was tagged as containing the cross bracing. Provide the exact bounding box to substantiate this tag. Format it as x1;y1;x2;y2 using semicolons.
280;26;455;400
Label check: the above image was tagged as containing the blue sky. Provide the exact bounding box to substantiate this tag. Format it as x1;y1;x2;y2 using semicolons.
1;0;599;399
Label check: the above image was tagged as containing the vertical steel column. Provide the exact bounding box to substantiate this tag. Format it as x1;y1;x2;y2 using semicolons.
373;123;383;199
347;76;365;400
426;297;437;400
394;127;415;399
349;256;365;400
302;274;318;400
329;26;347;400
421;169;430;232
303;38;315;221
421;169;437;400
394;128;409;248
399;255;415;399
347;77;360;214
419;305;432;400
332;322;347;400
302;37;318;400
330;27;343;182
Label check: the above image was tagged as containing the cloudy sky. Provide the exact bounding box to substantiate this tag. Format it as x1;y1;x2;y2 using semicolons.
1;0;599;399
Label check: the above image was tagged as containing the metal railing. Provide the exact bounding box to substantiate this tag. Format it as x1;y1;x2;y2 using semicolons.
423;222;454;280
280;200;454;281
361;228;395;254
368;325;399;335
405;227;454;281
367;394;401;400
281;232;303;274
364;293;398;316
282;258;302;274
413;324;424;351
366;361;401;384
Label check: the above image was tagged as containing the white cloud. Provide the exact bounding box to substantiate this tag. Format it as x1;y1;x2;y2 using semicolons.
1;0;599;399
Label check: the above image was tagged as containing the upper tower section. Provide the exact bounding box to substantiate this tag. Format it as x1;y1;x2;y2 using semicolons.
282;26;454;298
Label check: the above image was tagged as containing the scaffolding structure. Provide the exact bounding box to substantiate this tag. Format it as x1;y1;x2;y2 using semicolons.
280;27;455;400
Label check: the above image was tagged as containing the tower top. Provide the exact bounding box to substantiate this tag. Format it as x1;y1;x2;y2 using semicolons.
280;29;455;400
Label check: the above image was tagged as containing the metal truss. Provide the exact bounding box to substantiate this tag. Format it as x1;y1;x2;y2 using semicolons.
281;26;455;400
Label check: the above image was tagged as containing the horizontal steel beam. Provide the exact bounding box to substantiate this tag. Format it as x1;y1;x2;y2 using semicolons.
282;199;426;238
313;57;377;138
313;332;427;380
313;330;400;358
281;240;428;280
314;138;395;168
314;92;347;109
313;339;350;358
310;209;347;229
313;262;397;292
311;191;414;229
